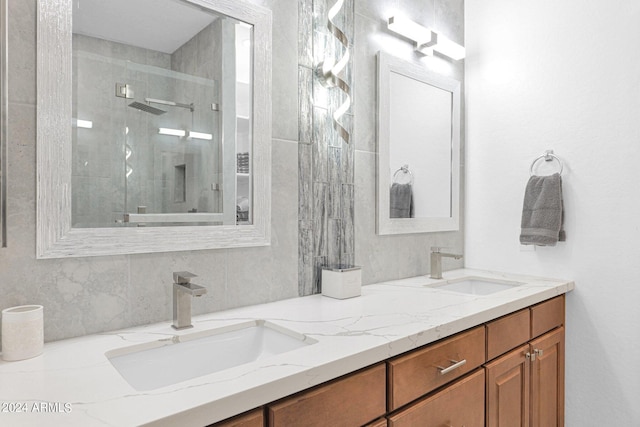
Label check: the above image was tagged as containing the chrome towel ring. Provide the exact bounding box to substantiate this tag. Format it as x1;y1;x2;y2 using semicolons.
392;164;414;185
529;150;564;176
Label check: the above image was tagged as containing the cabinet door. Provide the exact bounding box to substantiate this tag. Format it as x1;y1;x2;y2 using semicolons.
485;345;530;427
530;327;564;427
268;364;386;427
387;369;485;427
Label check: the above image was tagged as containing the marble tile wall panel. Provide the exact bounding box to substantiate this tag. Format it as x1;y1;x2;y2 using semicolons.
312;182;328;256
298;143;313;221
313;255;327;294
298;226;314;296
341;183;355;257
327;218;342;266
298;66;313;144
298;0;314;69
312;107;329;182
298;0;356;295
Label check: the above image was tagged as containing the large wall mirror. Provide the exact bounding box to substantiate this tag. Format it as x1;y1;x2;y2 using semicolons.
376;51;460;235
37;0;271;258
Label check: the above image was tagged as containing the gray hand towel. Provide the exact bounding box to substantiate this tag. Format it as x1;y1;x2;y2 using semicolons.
520;173;566;246
390;183;413;218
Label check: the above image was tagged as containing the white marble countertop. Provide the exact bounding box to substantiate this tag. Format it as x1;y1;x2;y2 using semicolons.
0;269;574;427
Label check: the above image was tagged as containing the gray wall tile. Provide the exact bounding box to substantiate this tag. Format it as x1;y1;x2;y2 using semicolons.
7;0;36;104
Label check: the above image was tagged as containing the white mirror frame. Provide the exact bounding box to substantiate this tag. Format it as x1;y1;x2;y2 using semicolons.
37;0;272;258
0;0;6;248
376;51;460;235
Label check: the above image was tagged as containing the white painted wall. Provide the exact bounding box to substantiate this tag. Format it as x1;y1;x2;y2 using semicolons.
465;1;640;424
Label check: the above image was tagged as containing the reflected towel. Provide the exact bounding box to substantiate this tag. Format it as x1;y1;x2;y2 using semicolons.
236;197;250;213
390;183;413;218
520;173;566;246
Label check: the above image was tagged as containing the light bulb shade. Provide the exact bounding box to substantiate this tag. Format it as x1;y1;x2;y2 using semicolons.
431;30;466;60
74;119;93;129
188;131;213;140
387;16;434;46
388;16;465;61
158;128;186;137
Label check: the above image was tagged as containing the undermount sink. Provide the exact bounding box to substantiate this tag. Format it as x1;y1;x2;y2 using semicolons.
106;320;316;391
427;277;525;295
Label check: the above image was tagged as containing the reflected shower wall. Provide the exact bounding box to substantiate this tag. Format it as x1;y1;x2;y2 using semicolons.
72;23;222;228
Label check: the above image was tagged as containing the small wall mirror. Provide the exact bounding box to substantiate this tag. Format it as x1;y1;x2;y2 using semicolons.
376;52;460;235
37;0;271;258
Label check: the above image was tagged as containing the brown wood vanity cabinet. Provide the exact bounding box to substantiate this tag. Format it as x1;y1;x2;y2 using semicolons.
485;296;565;427
212;295;566;427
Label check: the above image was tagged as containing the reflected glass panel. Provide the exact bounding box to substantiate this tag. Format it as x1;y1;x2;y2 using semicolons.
71;0;252;228
388;71;453;219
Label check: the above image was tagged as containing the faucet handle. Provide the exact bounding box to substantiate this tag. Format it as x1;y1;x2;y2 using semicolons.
173;271;197;284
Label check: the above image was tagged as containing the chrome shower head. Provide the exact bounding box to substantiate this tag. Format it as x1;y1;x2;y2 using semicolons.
128;101;167;115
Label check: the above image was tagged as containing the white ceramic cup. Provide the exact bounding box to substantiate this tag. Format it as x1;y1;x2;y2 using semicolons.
1;305;44;361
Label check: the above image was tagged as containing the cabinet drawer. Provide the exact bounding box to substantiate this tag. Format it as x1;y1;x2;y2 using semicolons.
387;326;485;410
531;295;564;338
486;308;531;360
388;369;485;427
268;364;386;427
210;408;263;427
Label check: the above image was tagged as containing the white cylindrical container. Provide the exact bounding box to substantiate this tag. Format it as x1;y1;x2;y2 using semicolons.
1;305;44;362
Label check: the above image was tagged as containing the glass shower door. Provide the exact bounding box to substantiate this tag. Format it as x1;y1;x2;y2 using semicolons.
122;60;223;226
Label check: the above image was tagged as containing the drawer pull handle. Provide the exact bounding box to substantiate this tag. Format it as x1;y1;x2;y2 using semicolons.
437;358;467;375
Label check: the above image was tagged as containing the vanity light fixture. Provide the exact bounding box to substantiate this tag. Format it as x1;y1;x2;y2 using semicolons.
74;119;93;129
187;131;213;140
158;127;186;137
387;16;465;60
429;29;466;60
387;16;434;46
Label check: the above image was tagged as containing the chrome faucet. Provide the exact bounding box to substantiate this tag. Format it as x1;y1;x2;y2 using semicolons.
429;247;463;280
172;271;207;330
